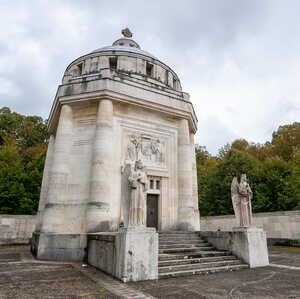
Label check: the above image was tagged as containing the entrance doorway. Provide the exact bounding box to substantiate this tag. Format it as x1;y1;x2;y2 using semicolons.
147;194;159;230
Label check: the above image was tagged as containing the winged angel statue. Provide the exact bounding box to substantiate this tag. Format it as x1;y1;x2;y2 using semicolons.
231;174;253;227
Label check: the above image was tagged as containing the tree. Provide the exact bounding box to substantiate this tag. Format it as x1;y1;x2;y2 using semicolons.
0;107;48;152
198;148;261;216
271;122;300;162
254;158;292;212
0;107;48;215
0;144;26;214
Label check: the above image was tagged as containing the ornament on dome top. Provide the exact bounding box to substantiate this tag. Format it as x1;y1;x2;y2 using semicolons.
122;28;133;38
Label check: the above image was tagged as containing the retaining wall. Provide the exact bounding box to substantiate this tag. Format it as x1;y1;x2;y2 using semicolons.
0;215;36;245
1;210;300;246
200;210;300;246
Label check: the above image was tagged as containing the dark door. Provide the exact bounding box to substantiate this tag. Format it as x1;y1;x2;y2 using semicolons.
147;194;158;229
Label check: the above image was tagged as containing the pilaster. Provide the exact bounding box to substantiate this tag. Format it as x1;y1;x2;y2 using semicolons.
41;104;73;233
86;99;114;232
36;134;55;232
190;132;200;230
177;119;194;230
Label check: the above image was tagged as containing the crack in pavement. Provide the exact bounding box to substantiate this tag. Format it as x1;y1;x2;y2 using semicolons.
228;271;277;299
269;263;300;270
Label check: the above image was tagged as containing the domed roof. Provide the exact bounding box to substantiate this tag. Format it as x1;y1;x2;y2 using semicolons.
91;28;157;60
91;45;157;60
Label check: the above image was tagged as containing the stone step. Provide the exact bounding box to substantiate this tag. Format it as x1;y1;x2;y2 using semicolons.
159;231;200;234
159;233;201;237
159;247;214;254
158;264;249;279
159;251;232;261
159;239;207;245
159;236;204;240
159;243;210;249
158;259;243;273
159;240;205;245
158;255;238;267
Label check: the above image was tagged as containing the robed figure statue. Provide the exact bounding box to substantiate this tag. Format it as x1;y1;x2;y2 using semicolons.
231;174;253;227
128;160;148;227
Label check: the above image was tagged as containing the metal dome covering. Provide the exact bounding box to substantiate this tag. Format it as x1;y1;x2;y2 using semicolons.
91;45;157;60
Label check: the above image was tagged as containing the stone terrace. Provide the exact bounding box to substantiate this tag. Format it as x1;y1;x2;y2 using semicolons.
1;245;300;298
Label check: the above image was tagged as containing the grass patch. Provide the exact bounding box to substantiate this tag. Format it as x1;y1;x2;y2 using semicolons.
70;264;108;294
270;246;300;253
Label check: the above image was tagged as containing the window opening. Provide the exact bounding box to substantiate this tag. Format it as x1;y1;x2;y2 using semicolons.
173;78;177;89
156;180;160;190
109;57;118;70
165;70;169;85
146;62;153;77
77;63;83;75
150;180;154;189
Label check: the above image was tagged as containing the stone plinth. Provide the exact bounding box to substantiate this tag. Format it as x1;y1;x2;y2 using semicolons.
31;232;87;261
232;227;269;267
116;227;158;282
200;227;269;268
88;227;158;282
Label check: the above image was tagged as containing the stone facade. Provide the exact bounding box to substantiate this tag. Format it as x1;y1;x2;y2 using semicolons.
33;32;199;262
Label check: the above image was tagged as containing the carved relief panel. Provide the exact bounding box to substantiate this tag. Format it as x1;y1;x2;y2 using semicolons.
125;133;166;170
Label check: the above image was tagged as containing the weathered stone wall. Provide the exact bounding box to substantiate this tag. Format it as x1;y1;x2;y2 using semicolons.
0;215;36;245
88;228;158;282
201;210;300;241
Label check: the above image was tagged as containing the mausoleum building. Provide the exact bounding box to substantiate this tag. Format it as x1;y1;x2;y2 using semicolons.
33;29;200;262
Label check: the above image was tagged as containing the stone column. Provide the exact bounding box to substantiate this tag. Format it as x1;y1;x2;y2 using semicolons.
41;104;73;233
190;133;200;230
86;99;114;232
35;134;55;232
177;119;195;231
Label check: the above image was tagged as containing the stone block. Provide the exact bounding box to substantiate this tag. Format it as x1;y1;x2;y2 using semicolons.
87;228;158;282
88;233;117;275
116;227;158;282
201;227;269;268
232;227;269;268
32;232;87;261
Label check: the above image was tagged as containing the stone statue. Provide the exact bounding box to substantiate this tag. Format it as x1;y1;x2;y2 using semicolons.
122;28;133;38
128;160;148;227
231;174;253;227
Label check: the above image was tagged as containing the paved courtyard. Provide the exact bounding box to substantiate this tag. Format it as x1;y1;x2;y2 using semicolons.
0;245;300;298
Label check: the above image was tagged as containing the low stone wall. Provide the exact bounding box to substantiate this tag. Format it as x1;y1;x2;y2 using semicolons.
200;228;269;268
88;228;158;282
0;215;36;245
200;210;300;245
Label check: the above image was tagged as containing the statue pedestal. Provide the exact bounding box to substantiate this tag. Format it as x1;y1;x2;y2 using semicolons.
200;227;269;268
87;227;158;282
231;226;269;268
115;226;158;282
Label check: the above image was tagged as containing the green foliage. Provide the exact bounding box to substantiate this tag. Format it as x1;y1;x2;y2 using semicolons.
197;123;300;216
0;107;48;150
0;107;48;215
271;122;300;162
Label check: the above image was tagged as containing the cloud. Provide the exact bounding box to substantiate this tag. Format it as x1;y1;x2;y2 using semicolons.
0;0;300;154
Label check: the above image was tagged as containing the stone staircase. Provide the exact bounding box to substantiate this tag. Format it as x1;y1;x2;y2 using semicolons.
158;231;248;278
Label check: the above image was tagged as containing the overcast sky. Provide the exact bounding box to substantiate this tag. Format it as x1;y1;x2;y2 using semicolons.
1;0;300;155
